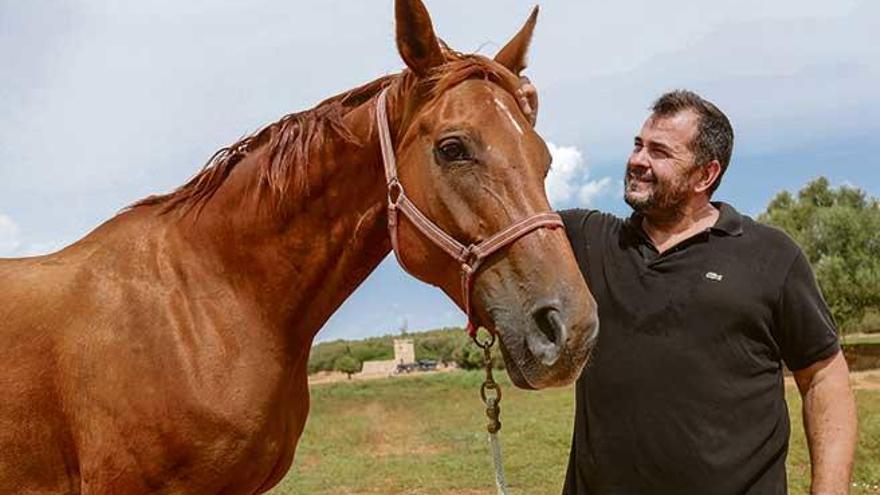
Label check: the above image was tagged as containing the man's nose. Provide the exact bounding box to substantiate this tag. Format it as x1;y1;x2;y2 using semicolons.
628;150;649;170
629;146;650;167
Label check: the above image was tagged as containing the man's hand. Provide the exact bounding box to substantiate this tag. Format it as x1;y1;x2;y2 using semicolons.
793;350;858;495
516;76;539;126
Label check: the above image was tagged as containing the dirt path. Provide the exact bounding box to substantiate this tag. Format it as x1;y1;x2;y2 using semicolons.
784;369;880;391
849;369;880;390
308;366;459;386
311;368;880;390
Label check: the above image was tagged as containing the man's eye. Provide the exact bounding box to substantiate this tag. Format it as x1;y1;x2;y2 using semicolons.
437;139;470;162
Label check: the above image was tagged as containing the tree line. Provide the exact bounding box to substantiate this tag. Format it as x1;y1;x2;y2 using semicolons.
308;327;504;375
759;177;879;334
310;177;879;376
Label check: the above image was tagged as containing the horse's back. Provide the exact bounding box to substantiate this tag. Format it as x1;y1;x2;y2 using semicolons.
0;251;80;358
0;233;163;493
0;231;178;493
0;249;94;344
0;254;85;493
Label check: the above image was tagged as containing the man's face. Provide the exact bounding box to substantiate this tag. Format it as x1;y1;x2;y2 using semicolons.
624;110;702;216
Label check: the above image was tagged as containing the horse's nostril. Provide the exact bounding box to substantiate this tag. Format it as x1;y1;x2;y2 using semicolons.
535;308;553;343
528;305;567;367
533;306;565;345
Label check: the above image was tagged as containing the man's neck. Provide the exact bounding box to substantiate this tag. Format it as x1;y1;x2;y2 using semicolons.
641;200;719;254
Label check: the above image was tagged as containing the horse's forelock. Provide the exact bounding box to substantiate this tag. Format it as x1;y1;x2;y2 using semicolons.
425;53;521;102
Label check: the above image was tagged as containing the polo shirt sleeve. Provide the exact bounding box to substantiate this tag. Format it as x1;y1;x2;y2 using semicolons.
559;209;590;247
558;209;595;270
773;250;840;371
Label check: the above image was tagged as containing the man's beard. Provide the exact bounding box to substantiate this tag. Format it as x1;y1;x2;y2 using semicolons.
623;167;695;217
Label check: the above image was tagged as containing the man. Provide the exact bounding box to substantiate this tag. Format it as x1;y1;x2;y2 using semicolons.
518;84;857;494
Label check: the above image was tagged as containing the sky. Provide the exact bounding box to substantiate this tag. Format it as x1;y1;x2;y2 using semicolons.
2;1;879;342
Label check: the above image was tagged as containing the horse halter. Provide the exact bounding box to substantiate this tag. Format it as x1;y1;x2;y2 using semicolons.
375;87;564;337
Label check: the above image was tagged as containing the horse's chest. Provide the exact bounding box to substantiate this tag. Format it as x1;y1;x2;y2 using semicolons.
117;389;307;494
87;356;309;493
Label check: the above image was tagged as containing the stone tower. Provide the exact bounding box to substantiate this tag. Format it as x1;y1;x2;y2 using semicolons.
393;338;415;364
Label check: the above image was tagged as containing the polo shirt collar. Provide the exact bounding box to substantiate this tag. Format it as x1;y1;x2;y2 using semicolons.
625;201;744;238
710;202;744;236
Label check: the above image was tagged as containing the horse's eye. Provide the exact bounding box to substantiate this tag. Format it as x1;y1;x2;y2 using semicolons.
436;138;470;162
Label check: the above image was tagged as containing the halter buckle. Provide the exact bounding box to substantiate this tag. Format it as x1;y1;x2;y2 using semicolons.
387;179;403;208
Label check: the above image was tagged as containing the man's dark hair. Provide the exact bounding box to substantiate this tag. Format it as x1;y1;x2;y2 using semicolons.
651;90;734;195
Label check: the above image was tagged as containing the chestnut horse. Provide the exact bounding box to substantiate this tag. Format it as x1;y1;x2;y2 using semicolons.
0;1;598;493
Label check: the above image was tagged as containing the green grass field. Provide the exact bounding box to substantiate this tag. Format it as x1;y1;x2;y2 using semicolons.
270;371;880;495
845;334;880;345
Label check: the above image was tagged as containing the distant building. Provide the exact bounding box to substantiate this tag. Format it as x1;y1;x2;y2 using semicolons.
358;338;415;377
359;360;397;376
394;339;415;364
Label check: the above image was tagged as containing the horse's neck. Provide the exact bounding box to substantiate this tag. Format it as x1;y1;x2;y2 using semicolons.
170;96;393;349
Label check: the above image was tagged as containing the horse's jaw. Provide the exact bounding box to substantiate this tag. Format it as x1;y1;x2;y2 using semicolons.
496;333;593;390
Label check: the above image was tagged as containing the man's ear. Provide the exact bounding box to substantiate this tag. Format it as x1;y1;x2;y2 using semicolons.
494;6;539;75
395;0;445;77
695;160;722;194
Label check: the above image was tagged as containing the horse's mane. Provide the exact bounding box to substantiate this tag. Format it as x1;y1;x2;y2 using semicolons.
132;51;518;214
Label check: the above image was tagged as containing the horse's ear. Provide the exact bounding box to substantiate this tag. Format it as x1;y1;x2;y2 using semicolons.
395;0;445;77
494;6;539;74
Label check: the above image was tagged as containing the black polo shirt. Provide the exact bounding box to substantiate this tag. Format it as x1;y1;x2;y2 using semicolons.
560;202;839;495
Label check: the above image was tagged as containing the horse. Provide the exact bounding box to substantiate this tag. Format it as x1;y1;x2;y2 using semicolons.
0;1;598;493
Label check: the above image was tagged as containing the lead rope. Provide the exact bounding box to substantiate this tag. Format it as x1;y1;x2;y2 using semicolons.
376;87;555;494
473;329;509;495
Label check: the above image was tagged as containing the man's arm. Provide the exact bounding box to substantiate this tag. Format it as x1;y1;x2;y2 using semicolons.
792;350;857;495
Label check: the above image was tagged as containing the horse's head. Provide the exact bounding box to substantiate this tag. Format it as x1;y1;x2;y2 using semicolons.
383;0;599;389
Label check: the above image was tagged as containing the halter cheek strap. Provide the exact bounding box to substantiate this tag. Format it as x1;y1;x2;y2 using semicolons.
376;87;563;337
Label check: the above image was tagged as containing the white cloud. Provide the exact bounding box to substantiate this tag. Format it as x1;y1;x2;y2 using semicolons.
545;143;583;204
579;177;617;207
545;142;614;209
0;214;66;257
0;214;22;256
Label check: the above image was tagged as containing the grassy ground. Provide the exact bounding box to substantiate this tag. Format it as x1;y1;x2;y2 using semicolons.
270;371;880;495
844;334;880;345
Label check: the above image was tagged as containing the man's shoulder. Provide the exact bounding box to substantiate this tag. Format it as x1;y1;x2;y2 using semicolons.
720;206;808;280
558;208;626;234
557;209;626;267
737;211;802;256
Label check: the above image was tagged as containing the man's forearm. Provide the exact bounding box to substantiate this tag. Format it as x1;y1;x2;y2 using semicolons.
796;351;858;494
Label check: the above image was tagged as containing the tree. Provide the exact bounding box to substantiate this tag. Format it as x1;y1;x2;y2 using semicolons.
334;354;361;379
417;330;468;365
759;177;880;333
452;340;505;370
